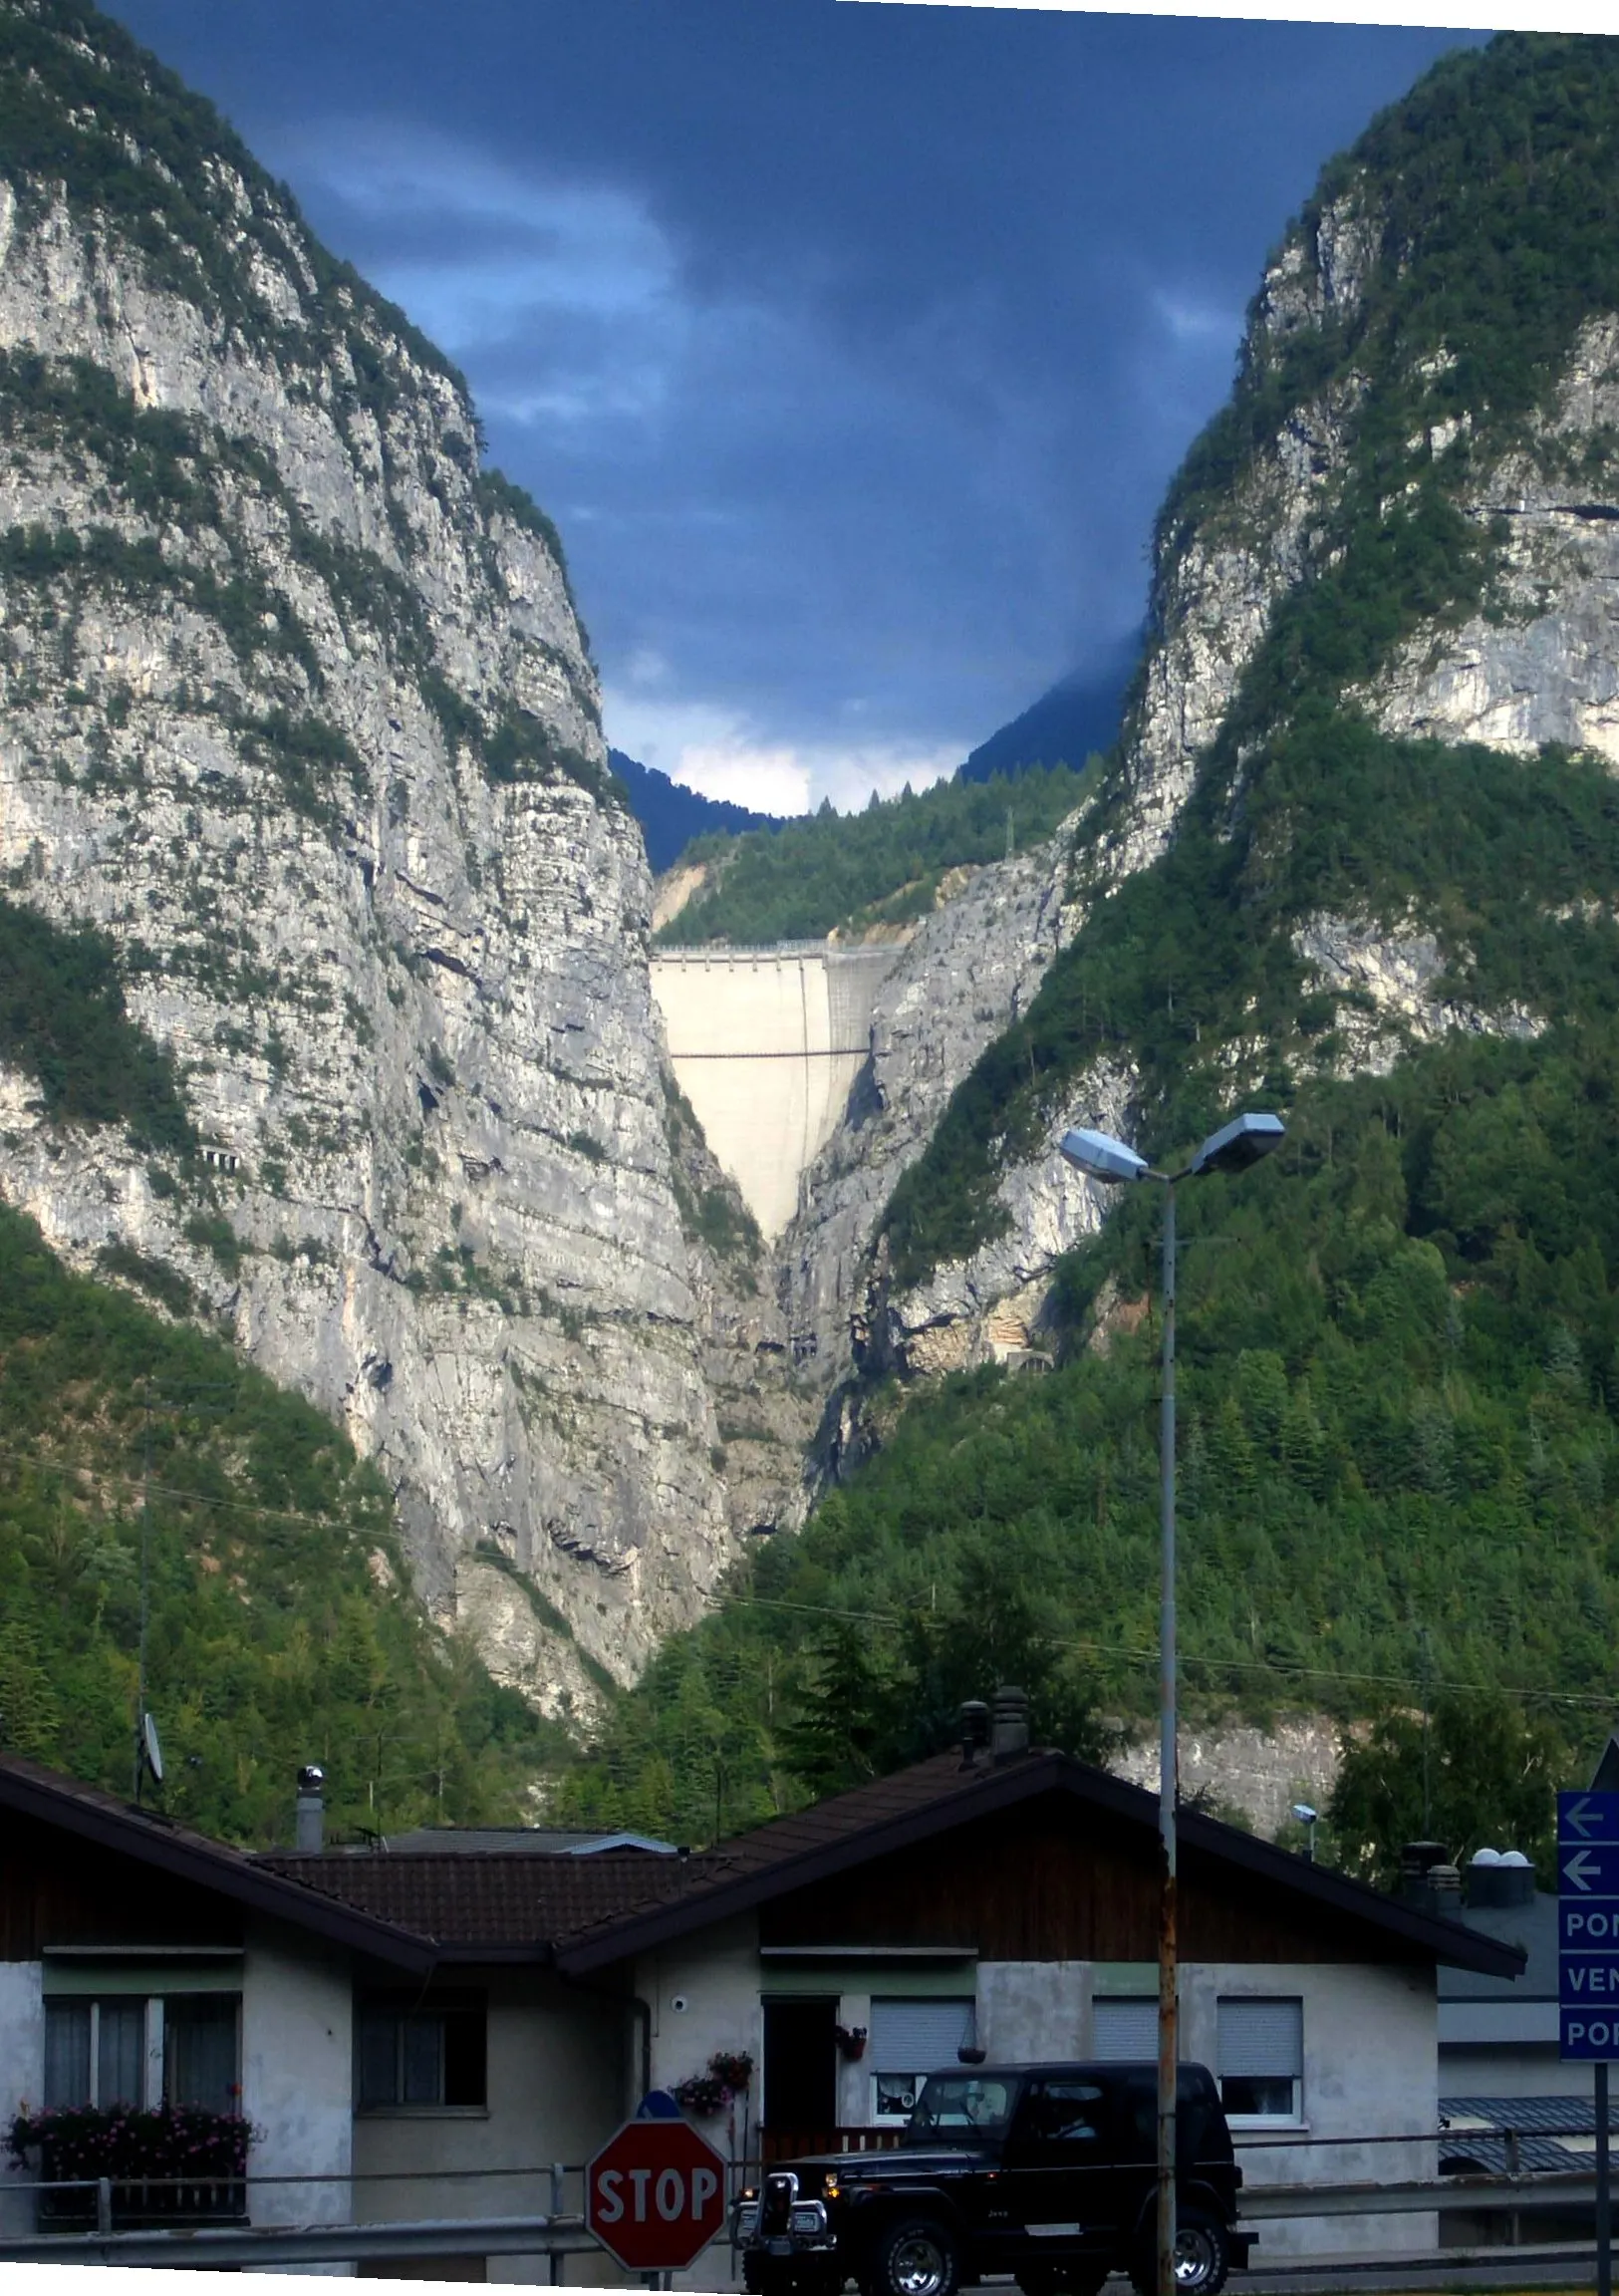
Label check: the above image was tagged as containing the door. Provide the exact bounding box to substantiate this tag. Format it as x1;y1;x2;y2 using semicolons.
1000;2076;1122;2272
762;1997;838;2139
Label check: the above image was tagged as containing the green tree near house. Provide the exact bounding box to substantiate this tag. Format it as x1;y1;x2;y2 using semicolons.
1326;1691;1563;1887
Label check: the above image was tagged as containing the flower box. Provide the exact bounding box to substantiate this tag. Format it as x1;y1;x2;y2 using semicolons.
8;2104;253;2231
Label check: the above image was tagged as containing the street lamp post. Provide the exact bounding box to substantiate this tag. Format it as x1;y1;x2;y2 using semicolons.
1060;1110;1284;2296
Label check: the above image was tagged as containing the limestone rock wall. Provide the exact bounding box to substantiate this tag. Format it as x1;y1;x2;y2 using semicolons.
0;22;734;1706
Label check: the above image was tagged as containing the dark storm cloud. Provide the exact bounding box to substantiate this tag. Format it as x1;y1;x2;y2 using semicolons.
108;1;1483;809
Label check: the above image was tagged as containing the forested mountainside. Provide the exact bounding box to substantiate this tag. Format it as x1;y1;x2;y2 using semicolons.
0;0;813;1784
654;759;1093;946
554;33;1619;1842
0;1199;555;1843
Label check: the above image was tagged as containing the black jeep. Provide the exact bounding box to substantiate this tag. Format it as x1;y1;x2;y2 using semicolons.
735;2061;1252;2296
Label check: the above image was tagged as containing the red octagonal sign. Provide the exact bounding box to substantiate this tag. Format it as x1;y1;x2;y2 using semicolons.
587;2116;728;2272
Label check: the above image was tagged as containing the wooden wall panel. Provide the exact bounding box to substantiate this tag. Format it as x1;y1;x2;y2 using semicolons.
0;1814;241;1959
759;1801;1416;1966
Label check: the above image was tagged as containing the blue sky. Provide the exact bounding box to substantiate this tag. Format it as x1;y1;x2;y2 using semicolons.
109;1;1484;814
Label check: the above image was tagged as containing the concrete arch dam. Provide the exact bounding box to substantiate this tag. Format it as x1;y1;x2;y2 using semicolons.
650;944;896;1238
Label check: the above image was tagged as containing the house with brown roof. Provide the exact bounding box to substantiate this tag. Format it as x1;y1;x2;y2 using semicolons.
2;1702;1523;2285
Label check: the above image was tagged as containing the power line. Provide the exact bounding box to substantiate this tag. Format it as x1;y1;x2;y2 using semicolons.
0;1444;384;1533
718;1594;1617;1711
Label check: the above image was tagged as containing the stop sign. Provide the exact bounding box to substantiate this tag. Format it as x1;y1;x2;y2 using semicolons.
586;2116;728;2271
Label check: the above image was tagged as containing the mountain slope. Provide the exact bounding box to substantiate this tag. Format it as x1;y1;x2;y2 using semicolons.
552;30;1619;1835
0;0;751;1712
879;29;1619;1332
0;1196;557;1843
654;761;1091;947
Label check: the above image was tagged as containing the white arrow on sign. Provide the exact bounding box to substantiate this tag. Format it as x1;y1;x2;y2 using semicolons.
1565;1798;1606;1841
1565;1849;1602;1891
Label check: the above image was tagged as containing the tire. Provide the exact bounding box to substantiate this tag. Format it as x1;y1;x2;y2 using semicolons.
1129;2214;1229;2296
862;2216;961;2296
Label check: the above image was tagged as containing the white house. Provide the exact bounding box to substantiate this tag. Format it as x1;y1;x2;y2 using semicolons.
2;1700;1523;2284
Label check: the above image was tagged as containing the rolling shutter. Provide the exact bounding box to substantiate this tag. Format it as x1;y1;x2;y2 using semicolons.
1091;1997;1158;2060
1216;1997;1302;2078
869;1998;975;2073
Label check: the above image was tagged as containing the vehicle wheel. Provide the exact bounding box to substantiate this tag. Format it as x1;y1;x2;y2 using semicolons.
863;2216;961;2296
1129;2215;1229;2296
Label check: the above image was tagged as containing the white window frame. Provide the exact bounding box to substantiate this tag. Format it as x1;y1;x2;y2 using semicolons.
1215;1995;1304;2129
867;1999;976;2126
44;1994;242;2113
43;1998;163;2110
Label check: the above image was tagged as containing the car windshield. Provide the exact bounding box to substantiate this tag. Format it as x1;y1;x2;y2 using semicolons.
906;2074;1017;2142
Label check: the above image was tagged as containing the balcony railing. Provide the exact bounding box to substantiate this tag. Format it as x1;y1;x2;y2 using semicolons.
34;2174;248;2232
759;2126;908;2163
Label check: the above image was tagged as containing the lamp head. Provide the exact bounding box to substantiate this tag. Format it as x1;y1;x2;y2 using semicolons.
1059;1127;1151;1186
1187;1110;1285;1179
1290;1803;1318;1827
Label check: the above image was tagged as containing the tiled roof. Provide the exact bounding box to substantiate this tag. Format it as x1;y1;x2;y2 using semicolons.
257;1747;1523;1984
255;1751;995;1951
0;1753;432;1969
257;1846;741;1950
552;1747;1527;1978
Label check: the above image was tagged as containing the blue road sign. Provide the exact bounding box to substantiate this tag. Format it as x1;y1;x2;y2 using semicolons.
1561;1845;1619;1897
1562;1794;1619;1845
1560;1793;1619;2062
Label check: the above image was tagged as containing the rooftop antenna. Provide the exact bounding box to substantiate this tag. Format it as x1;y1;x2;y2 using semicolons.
1419;1625;1433;1838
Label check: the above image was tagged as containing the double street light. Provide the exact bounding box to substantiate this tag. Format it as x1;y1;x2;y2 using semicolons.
1059;1111;1284;2296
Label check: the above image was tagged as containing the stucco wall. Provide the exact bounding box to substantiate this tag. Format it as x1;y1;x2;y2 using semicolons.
1440;2042;1593;2098
642;1915;762;2161
651;949;892;1237
352;1966;630;2288
1183;1960;1439;2260
978;1961;1090;2061
243;1918;356;2273
0;1960;43;2237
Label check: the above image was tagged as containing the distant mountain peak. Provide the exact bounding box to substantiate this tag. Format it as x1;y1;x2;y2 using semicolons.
609;748;782;875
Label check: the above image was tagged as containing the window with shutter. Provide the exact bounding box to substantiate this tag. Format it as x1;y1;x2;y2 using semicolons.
1091;1997;1157;2061
869;1998;975;2121
1216;1996;1303;2123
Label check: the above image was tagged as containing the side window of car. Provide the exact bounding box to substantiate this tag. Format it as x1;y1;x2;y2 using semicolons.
1019;2080;1108;2150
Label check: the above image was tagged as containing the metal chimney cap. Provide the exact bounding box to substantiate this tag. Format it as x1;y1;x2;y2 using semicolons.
989;1685;1030;1762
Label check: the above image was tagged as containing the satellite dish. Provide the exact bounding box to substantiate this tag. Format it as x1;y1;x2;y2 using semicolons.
141;1712;164;1786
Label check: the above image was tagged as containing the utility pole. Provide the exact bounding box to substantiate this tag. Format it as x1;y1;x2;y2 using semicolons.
135;1379;151;1803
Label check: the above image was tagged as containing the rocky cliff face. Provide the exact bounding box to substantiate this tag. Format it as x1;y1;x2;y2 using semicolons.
851;63;1619;1384
0;0;737;1709
780;825;1086;1400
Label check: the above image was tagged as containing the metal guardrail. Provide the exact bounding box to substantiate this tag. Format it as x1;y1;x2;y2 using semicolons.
1;2134;1612;2272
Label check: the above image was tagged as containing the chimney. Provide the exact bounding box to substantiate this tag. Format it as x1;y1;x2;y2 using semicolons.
1399;1840;1464;1916
295;1764;326;1853
959;1701;991;1768
1467;1847;1536;1909
1428;1861;1463;1913
990;1685;1030;1763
